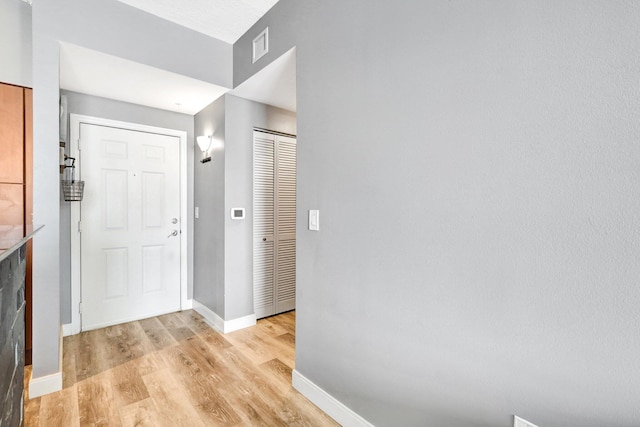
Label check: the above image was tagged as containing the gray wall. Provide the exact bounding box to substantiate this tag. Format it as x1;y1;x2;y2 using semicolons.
38;0;232;88
59;90;195;325
236;1;640;426
193;94;296;321
193;96;226;316
31;30;62;378
233;0;301;88
32;0;231;378
0;0;32;88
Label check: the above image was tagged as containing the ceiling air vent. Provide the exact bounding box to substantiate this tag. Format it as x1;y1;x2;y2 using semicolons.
252;27;269;64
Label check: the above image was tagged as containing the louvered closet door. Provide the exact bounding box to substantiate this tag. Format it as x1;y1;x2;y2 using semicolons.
253;130;296;319
254;132;275;318
275;135;296;313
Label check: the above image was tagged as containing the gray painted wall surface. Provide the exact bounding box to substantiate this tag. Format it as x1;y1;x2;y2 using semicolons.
59;90;195;325
233;0;301;88
193;94;295;320
32;0;230;379
193;97;226;317
0;0;32;87
31;29;62;377
37;0;232;88
236;1;640;426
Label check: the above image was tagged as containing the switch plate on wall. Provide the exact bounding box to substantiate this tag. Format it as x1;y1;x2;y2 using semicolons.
195;206;199;219
309;210;319;231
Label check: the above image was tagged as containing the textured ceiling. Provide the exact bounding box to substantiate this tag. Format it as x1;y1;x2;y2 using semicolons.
114;0;280;43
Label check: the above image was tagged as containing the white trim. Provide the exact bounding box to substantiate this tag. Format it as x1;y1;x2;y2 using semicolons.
178;121;189;312
192;300;224;332
192;300;256;333
62;323;73;337
183;298;193;310
224;313;257;333
514;415;539;427
29;371;62;398
69;114;189;335
81;308;191;332
292;370;375;427
59;324;64;371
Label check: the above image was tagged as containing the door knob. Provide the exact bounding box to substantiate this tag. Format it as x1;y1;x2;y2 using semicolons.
168;230;178;238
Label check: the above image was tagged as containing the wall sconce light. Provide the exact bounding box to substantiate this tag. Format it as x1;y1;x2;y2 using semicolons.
196;135;213;163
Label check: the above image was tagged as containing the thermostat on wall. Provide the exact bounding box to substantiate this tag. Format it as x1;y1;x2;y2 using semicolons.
231;208;245;220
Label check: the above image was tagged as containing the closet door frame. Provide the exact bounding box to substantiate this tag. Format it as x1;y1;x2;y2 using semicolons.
253;128;297;319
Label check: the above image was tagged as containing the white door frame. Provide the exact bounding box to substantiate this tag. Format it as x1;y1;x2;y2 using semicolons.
68;114;189;335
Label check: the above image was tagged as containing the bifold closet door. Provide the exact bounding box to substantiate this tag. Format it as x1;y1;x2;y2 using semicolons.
253;130;297;319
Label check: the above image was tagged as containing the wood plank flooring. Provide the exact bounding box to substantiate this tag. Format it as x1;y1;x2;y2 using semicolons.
24;310;339;427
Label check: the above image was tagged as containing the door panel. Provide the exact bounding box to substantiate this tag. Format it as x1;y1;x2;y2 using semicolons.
104;247;128;298
254;242;275;318
103;169;128;229
254;132;276;318
80;124;181;330
275;135;296;314
142;172;164;227
0;84;24;184
276;239;296;313
276;138;296;238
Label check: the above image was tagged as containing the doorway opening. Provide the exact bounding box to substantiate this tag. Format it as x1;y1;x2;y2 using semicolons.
68;114;189;334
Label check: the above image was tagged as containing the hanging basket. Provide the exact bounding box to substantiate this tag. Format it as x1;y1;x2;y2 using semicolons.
61;179;85;201
61;159;85;202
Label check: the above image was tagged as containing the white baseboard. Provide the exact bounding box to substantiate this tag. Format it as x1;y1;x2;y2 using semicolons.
29;371;63;398
62;323;73;337
192;300;256;333
192;300;224;331
292;370;375;427
224;313;257;332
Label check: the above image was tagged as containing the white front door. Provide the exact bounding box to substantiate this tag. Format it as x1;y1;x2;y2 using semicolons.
79;123;181;331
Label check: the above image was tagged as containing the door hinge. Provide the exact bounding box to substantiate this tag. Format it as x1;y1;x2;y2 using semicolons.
77;139;81;150
78;220;82;233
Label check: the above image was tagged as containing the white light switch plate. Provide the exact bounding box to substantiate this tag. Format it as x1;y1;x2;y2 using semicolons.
309;210;319;231
195;207;199;219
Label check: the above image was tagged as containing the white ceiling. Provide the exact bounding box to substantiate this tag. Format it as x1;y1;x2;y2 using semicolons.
114;0;280;44
60;43;230;115
231;47;296;112
60;0;296;116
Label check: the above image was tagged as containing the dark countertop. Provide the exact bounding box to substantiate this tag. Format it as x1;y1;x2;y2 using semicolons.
0;224;44;263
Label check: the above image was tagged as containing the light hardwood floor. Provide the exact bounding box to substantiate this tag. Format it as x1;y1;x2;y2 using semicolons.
24;310;339;427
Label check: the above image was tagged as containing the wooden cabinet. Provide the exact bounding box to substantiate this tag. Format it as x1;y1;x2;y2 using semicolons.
0;184;24;233
0;84;24;184
0;82;33;364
